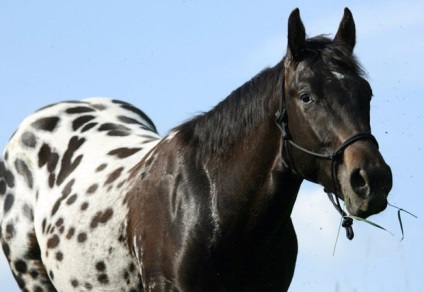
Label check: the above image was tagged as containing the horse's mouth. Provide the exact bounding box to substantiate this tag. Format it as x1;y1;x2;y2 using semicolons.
344;191;388;219
338;158;392;219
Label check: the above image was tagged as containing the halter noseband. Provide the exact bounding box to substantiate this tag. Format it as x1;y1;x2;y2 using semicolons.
275;69;379;240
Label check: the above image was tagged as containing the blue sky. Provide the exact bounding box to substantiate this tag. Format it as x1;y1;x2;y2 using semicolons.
0;1;423;291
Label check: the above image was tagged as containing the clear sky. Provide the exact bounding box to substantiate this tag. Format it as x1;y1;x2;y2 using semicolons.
0;1;423;291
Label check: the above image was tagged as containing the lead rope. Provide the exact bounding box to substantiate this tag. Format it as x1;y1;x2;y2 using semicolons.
325;158;354;240
275;68;379;240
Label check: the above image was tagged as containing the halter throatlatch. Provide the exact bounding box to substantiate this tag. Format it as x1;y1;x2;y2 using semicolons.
275;70;379;240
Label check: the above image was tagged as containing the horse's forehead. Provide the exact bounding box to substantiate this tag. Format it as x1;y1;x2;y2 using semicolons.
289;61;361;89
323;68;343;80
288;61;330;82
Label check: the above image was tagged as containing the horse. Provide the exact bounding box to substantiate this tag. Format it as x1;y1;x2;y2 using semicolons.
0;7;392;291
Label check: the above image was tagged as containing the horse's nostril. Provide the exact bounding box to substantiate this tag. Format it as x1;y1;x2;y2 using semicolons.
350;168;369;197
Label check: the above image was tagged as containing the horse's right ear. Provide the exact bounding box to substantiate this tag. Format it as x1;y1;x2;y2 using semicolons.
287;8;306;60
334;8;356;53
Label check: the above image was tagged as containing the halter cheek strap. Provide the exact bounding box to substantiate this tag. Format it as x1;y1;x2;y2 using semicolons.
275;70;379;240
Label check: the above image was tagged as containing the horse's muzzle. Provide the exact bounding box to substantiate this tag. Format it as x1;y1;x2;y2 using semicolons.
346;157;392;218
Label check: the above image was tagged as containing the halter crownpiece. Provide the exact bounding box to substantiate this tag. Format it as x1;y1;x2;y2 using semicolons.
275;69;379;240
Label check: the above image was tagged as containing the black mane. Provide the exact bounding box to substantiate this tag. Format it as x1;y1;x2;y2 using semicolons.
173;63;283;163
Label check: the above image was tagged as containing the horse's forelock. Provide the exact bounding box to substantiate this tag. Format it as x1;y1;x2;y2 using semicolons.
287;35;365;77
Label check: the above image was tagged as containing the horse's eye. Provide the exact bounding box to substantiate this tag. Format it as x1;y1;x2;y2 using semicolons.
299;93;313;104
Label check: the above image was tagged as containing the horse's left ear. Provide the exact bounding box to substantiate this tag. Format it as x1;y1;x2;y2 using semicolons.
334;8;356;53
287;8;306;60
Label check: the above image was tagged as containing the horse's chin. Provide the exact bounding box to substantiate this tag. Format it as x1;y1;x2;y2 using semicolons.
344;190;388;219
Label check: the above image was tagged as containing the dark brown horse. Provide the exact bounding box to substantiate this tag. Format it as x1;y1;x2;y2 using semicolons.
0;7;392;292
125;7;392;291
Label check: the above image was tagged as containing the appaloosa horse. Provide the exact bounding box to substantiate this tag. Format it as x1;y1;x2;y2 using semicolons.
0;8;392;292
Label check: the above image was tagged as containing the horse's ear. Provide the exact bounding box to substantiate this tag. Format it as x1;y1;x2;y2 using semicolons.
287;8;305;60
334;8;356;53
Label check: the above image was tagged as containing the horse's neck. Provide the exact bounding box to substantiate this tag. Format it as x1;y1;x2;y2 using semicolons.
204;119;300;233
184;66;300;233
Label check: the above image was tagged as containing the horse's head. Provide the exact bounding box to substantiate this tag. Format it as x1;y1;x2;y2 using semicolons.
281;8;392;219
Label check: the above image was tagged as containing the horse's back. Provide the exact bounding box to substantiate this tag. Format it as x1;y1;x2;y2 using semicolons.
0;98;159;291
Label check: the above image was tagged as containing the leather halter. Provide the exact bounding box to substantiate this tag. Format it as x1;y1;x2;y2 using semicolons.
275;68;379;240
